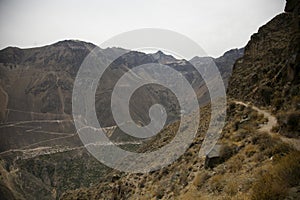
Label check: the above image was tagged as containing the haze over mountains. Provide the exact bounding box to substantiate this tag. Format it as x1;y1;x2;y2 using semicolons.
0;39;243;199
0;40;243;152
61;1;300;199
0;0;299;199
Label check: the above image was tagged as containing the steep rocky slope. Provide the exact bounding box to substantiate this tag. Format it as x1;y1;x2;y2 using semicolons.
61;1;300;199
0;39;242;199
191;48;244;88
0;40;242;151
227;1;300;137
62;103;300;200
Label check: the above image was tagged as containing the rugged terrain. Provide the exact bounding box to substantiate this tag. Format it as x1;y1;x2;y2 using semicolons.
0;38;243;199
61;0;300;199
1;0;299;199
227;0;300;137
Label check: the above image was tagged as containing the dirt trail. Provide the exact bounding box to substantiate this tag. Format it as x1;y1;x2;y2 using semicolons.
234;101;300;151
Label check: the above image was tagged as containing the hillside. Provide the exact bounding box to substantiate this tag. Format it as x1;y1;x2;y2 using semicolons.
0;39;242;199
61;0;300;199
1;1;299;198
227;0;300;137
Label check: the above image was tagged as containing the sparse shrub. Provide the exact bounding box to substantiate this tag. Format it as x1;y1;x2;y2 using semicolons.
250;132;273;151
274;151;300;187
271;125;280;133
224;180;239;196
155;187;165;199
248;110;259;121
257;113;266;124
272;97;284;110
260;86;272;105
250;132;292;158
251;151;300;200
193;171;210;189
180;171;189;187
237;104;245;111
232;193;251;200
138;178;146;188
220;144;237;162
233;120;240;131
263;141;291;158
226;155;244;173
209;174;225;193
276;111;300;137
252;173;286;200
286;111;300;131
244;145;256;158
292;96;300;110
232;129;249;142
252;152;265;162
229;102;236;111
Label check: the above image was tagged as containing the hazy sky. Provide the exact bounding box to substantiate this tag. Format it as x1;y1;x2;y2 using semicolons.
0;0;285;57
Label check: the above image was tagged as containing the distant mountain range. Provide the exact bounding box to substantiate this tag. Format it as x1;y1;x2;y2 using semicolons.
0;40;243;151
60;1;299;199
0;39;243;199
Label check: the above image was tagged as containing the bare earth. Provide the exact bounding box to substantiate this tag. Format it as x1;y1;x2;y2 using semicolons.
234;100;300;151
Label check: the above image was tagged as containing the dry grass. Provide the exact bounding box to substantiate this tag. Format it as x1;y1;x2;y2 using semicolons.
276;111;300;137
223;180;239;196
251;151;300;200
225;154;244;173
208;174;225;194
193;171;210;189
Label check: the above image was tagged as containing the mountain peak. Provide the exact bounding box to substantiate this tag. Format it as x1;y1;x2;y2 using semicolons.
155;50;164;55
151;50;177;64
52;39;96;49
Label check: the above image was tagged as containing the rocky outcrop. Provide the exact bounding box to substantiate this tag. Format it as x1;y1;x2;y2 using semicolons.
61;1;299;199
0;40;242;149
228;5;299;107
285;0;300;14
190;48;244;88
0;39;242;199
228;0;300;137
151;50;178;64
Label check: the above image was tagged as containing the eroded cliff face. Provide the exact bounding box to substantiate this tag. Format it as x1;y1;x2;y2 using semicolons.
227;0;300;136
228;8;299;105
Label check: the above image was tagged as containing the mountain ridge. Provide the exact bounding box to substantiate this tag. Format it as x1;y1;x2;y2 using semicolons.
0;39;244;199
60;0;300;199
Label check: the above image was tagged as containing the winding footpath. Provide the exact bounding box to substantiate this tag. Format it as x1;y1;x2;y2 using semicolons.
234;101;300;151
